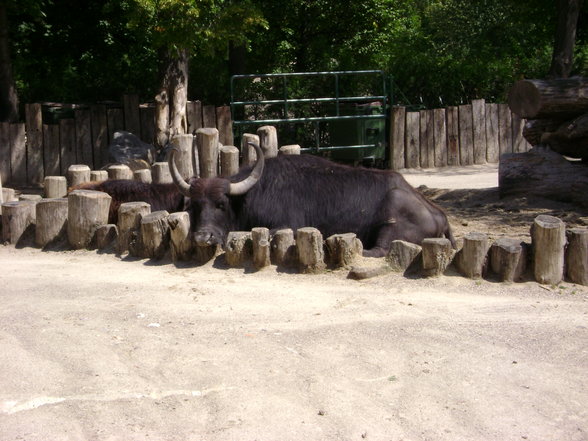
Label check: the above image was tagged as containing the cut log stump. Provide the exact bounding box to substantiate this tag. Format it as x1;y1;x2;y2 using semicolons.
489;238;528;282
196;128;219;178
90;170;108;182
35;198;68;248
531;215;566;285
241;133;259;166
279;145;301;155
67;190;111;249
67;164;91;188
44;176;67;198
2;200;37;245
455;232;490;279
95;224;118;250
118;202;151;255
169;211;194;262
270;229;296;268
220;145;239;177
133;168;152;184
325;233;363;269
386;240;422;273
421;238;455;277
252;227;271;269
139;210;170;259
296;227;325;273
152;162;172;184
566;228;588;285
107;164;133;180
225;231;252;267
257;126;278;158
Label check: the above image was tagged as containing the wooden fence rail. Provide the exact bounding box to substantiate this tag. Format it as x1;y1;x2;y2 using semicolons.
0;96;529;186
389;99;531;170
0;95;234;186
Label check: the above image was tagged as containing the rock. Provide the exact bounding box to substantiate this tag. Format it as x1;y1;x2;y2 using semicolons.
108;131;156;167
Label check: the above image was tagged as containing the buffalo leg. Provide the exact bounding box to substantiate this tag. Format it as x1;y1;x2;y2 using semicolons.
362;223;398;258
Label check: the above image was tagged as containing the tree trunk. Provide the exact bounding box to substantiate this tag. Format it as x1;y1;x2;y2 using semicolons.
548;0;583;79
155;48;189;150
508;77;588;119
0;3;18;122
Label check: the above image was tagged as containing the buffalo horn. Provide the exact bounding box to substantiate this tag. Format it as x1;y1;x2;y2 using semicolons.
169;147;192;196
228;142;265;195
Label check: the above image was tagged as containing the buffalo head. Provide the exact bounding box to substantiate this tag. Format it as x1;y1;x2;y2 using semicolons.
169;142;265;247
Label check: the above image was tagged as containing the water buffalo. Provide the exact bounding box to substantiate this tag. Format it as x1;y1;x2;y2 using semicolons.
169;142;455;258
71;180;185;224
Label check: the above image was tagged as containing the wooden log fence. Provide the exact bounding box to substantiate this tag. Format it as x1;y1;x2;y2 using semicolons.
0;96;234;186
389;99;532;170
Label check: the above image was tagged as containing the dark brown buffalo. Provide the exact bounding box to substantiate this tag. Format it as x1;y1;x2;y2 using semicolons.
169;142;455;258
71;180;185;224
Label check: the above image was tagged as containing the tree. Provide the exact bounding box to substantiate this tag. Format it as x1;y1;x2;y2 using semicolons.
127;0;266;149
549;0;584;78
0;1;18;121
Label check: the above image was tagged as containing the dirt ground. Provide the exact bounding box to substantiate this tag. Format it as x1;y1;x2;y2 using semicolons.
1;166;588;441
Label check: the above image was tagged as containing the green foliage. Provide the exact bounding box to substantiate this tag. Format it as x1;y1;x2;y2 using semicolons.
6;0;586;107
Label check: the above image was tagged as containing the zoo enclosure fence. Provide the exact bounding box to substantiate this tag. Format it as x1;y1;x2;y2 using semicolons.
0;95;530;187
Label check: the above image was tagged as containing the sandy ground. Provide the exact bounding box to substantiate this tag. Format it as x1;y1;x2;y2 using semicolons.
1;166;588;441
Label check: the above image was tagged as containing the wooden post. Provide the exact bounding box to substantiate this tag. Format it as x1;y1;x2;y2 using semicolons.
117;201;151;255
203;105;216;128
279;145;301;155
0;122;10;184
252;227;271;269
139;104;156;145
133;168;152;183
498;103;513;155
241;133;260;166
25;103;44;184
123;94;141;135
325;233;363;269
67;190;112;249
433;108;447;167
257;126;278;158
139;210;170;259
91;170;108;181
419;109;434;168
219;145;239;177
107;164;132;180
390;106;406;170
296;227;325;273
59;119;76;175
35;198;68;248
270;228;296;267
566;228;588;285
225;231;252;267
10;122;26;184
446;106;460;166
421;238;454;277
458;104;474;165
169;211;193;262
43;124;60;177
95;224;118;250
91;104;109;169
19;194;42;202
186;100;203;135
405;112;420;168
44;176;67;198
472;99;487;164
75;108;93;168
489;238;527;282
486;103;500;163
2;200;37;245
152;162;172;184
216;105;234;146
107;107;124;143
386;240;422;273
66;164;91;188
170;133;195;179
531;215;566;285
196;128;219;178
455;232;489;279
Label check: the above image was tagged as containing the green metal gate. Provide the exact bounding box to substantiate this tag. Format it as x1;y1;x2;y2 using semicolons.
230;70;388;165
